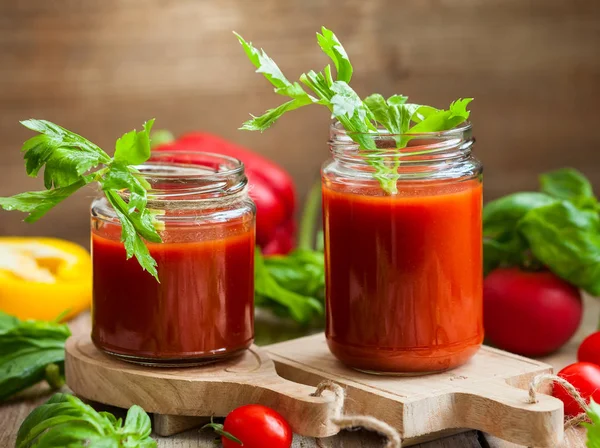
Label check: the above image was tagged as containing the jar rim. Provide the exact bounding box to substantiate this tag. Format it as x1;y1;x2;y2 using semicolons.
140;150;244;180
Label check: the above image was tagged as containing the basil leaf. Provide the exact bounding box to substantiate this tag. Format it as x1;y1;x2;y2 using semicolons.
539;168;597;210
264;249;325;301
483;192;558;236
585;399;600;448
121;405;152;440
254;249;323;323
114;119;155;167
16;394;156;448
519;201;600;295
0;313;71;401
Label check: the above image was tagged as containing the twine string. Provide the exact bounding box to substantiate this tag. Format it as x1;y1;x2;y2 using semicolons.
311;380;402;448
528;373;590;428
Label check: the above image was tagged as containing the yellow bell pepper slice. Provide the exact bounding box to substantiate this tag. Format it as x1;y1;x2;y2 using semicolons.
0;237;92;321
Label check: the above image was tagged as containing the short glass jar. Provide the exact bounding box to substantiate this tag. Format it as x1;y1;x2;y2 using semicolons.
322;123;483;375
91;151;256;366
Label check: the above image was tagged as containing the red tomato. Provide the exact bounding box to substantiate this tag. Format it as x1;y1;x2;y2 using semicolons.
222;404;292;448
483;268;582;356
578;331;600;365
553;362;600;416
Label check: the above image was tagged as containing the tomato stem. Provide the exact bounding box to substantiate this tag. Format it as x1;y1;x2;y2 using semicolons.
202;420;243;445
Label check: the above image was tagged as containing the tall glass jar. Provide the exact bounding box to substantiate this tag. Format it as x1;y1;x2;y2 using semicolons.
322;123;483;375
91;151;255;366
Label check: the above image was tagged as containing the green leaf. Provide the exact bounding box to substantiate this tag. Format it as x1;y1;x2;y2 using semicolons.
483;192;558;236
585;399;600;448
0;313;71;402
5;119;161;279
316;26;353;83
234;32;294;91
483;233;529;276
241;98;313;132
254;249;323;323
263;249;326;301
0;177;91;223
330;81;367;122
114;119;155;166
102;163;149;214
16;393;156;448
105;191;160;281
540;168;597;209
407;98;473;134
519;201;600;295
121;405;152;439
20;119;110;189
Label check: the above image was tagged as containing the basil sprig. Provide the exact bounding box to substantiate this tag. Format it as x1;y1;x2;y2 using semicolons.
16;393;156;448
0;311;70;402
484;168;600;295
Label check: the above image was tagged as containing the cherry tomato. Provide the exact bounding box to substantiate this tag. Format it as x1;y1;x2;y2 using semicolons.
483;268;582;356
553;362;600;416
578;331;600;365
222;404;292;448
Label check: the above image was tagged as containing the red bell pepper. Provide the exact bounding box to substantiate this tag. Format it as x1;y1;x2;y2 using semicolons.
153;132;297;255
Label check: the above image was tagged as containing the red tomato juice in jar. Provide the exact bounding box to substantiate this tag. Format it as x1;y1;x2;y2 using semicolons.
322;123;483;374
91;152;255;365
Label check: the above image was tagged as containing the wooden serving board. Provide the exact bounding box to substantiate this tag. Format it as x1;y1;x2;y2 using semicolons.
267;334;565;447
65;334;564;447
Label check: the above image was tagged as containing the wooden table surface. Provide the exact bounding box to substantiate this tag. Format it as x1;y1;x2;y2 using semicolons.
2;297;597;448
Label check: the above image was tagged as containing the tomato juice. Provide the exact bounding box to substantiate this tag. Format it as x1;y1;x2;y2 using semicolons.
323;179;483;373
91;213;255;365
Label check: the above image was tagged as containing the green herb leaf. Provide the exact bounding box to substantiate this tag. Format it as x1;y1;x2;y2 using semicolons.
540;168;597;210
519;201;600;295
585;399;600;448
316;26;352;83
114;119;155;166
0;177;91;223
0;312;71;401
483;192;559;237
407;98;473;134
1;119;162;279
16;393;157;448
237;27;472;194
254;249;323;323
105;191;160;281
20;119;110;189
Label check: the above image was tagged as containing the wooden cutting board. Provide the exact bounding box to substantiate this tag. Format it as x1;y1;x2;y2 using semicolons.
266;334;564;447
65;334;564;447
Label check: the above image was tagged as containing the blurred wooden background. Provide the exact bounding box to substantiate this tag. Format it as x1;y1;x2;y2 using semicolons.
0;0;599;248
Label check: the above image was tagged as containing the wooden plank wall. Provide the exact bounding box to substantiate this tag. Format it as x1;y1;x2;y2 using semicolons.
0;0;599;247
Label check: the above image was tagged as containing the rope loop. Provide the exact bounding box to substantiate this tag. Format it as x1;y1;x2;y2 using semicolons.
311;380;402;448
528;373;590;428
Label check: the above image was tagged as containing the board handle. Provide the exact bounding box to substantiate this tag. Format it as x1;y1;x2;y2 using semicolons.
455;380;564;447
243;375;341;438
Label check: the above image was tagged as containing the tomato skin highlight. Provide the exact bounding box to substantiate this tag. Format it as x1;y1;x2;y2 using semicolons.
222;404;293;448
578;331;600;365
553;362;600;416
483;268;582;356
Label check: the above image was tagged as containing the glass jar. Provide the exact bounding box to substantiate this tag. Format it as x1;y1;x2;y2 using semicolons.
322;122;483;375
91;151;256;366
